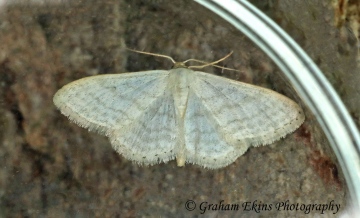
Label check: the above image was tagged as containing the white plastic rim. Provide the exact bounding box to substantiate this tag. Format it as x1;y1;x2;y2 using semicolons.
195;0;360;208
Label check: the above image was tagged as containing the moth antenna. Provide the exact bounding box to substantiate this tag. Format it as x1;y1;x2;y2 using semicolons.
186;51;238;71
126;48;176;64
185;58;240;72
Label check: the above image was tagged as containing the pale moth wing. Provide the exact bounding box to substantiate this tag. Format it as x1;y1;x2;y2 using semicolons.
109;85;178;165
54;71;179;165
184;70;304;168
184;81;244;168
54;52;305;169
190;70;304;146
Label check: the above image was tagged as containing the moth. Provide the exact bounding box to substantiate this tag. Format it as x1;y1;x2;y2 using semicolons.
53;49;304;168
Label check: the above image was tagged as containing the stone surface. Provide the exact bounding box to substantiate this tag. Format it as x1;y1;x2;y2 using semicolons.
0;0;354;217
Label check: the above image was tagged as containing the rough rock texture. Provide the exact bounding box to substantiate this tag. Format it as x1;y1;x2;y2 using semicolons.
0;0;356;217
